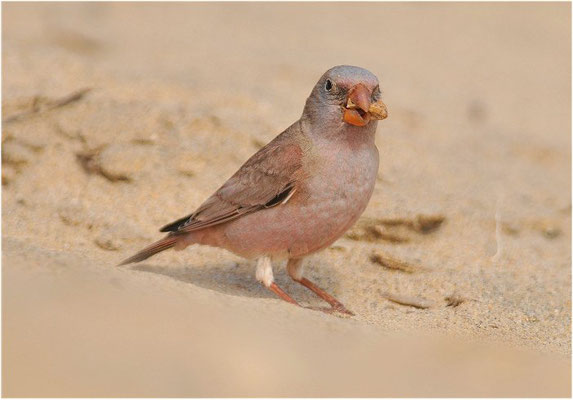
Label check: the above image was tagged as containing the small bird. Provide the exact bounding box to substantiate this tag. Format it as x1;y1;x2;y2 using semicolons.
120;65;388;315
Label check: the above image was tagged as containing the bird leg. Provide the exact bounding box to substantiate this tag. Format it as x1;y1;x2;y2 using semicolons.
256;257;299;305
287;258;354;316
268;282;299;305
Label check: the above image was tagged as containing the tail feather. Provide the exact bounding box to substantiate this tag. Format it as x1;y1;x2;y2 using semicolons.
118;235;178;266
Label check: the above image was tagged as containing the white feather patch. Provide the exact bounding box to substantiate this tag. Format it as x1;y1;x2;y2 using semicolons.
255;256;274;287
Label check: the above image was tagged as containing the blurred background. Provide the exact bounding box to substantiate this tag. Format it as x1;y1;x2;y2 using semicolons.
2;2;571;396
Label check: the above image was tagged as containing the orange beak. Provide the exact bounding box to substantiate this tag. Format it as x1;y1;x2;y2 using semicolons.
343;83;388;127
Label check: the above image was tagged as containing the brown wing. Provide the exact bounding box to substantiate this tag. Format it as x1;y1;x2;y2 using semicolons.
160;127;306;234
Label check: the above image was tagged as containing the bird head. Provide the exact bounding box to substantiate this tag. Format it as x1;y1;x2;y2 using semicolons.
303;65;388;130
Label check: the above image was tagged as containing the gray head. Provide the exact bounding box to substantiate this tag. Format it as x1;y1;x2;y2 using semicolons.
302;65;388;134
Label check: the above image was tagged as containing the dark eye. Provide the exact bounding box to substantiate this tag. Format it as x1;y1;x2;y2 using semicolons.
325;79;333;91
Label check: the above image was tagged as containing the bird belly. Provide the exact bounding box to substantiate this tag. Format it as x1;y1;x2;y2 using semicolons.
207;144;379;259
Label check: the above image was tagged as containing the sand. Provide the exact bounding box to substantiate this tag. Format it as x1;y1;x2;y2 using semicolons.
2;2;571;396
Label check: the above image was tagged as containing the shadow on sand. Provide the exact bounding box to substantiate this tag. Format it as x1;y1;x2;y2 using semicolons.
130;260;326;305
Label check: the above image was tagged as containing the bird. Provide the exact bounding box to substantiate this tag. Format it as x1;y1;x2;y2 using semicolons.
120;65;388;315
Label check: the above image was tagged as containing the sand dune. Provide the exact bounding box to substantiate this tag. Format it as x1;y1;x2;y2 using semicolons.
2;3;570;396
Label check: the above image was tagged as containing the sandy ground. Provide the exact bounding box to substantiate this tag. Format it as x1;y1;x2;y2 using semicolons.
2;2;571;397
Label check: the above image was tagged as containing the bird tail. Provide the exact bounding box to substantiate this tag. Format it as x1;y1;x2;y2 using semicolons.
118;235;179;266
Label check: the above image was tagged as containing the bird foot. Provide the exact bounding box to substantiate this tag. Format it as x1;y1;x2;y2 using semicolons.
295;277;354;316
306;305;355;316
265;280;354;317
330;303;355;316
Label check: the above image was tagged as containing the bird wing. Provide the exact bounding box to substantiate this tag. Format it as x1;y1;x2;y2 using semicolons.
160;126;306;234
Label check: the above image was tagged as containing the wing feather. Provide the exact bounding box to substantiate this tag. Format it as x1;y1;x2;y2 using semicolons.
160;125;306;234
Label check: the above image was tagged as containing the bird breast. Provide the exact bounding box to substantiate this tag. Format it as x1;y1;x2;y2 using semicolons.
198;138;379;260
294;139;380;250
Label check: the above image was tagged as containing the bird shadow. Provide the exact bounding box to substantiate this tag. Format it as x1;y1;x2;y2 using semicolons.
130;259;321;304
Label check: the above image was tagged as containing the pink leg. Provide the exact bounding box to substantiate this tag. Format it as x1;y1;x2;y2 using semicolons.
257;256;300;306
287;258;354;316
268;282;299;305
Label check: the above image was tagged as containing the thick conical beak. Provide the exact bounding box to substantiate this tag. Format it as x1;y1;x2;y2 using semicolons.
347;83;371;113
343;83;388;126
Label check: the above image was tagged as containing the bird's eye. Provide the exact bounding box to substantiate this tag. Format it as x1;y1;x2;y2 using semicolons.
325;79;333;91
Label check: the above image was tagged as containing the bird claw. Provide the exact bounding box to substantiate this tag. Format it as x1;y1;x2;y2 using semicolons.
306;304;355;317
331;304;355;316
